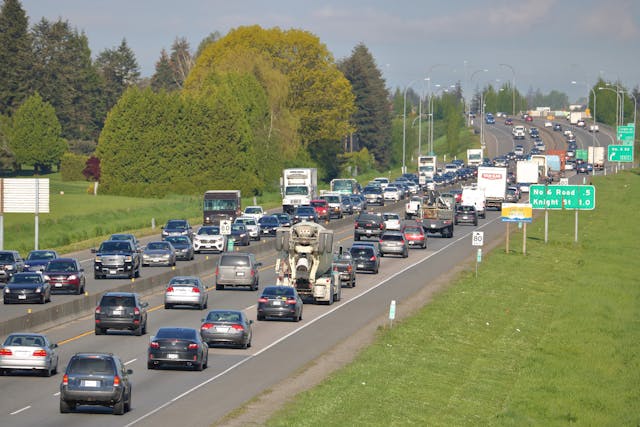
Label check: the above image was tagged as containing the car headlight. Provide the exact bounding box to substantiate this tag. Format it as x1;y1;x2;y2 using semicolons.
5;265;14;271
35;287;42;293
4;287;9;293
125;256;133;262
68;275;77;281
94;256;102;262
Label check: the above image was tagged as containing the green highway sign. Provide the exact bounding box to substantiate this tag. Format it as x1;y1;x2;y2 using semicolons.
530;185;596;210
576;149;588;161
608;145;634;162
616;125;635;145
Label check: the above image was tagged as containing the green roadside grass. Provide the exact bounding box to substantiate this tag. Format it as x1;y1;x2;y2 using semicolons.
265;169;640;426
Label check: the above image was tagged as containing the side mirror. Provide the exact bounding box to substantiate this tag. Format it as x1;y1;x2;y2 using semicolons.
256;262;262;267
249;320;254;325
126;369;133;375
141;302;149;308
90;248;97;253
200;318;205;322
79;268;84;272
51;343;58;348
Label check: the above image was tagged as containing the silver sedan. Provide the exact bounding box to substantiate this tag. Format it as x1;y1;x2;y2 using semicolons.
0;333;59;376
164;276;208;310
142;241;177;267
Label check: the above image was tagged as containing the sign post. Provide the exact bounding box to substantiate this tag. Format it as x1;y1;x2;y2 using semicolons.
472;231;484;277
389;300;396;328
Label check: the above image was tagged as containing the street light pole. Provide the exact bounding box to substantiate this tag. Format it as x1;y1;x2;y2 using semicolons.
500;63;516;117
403;79;419;174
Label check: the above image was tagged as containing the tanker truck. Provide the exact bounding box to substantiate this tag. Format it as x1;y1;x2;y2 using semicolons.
274;221;341;304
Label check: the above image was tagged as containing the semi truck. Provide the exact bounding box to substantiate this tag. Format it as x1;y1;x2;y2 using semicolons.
203;190;242;225
281;168;318;214
545;151;566;182
417;155;437;187
467;149;484;167
588;146;605;171
476;166;507;210
274;222;340;304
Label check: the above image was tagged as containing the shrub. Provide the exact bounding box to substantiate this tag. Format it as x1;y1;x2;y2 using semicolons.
60;152;89;181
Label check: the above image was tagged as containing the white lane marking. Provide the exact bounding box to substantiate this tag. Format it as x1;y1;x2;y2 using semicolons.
10;405;31;415
53;392;60;396
125;358;137;365
124;219;500;427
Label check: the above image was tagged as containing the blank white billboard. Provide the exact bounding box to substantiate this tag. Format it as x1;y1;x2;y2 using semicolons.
1;178;50;213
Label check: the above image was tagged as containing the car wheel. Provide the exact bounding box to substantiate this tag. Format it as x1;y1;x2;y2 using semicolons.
203;354;208;369
124;392;131;412
403;250;408;258
134;325;143;336
135;267;141;278
46;292;51;303
354;235;360;241
216;283;224;291
113;396;125;415
257;314;265;321
474;220;478;226
59;399;74;414
95;327;105;335
374;266;379;274
164;303;172;309
196;360;204;371
147;362;155;370
40;294;46;304
43;365;53;377
76;285;82;295
142;321;147;335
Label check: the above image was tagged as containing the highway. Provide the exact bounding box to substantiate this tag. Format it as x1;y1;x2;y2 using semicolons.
0;117;618;426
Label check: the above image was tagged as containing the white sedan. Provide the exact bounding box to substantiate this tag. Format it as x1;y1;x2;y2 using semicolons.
243;205;264;221
383;185;401;201
383;213;402;231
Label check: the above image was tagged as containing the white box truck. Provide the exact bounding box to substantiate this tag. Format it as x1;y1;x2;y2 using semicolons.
588;146;605;171
467;149;484;167
476;166;507;210
418;155;437;187
280;168;318;214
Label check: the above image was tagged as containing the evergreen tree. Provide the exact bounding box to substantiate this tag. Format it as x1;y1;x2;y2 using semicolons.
170;37;193;89
9;92;67;173
338;43;392;168
31;18;104;141
0;0;33;115
151;49;176;91
95;39;140;112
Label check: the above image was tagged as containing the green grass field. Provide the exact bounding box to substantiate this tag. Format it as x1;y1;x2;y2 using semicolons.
265;169;640;426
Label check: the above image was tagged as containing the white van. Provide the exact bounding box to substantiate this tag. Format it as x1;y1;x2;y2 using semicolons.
461;186;486;219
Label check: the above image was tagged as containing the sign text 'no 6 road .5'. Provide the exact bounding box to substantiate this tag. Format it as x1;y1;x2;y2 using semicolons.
529;185;596;210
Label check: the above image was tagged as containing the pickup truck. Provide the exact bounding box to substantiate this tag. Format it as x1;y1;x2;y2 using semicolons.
92;240;141;279
588;124;600;132
405;196;423;220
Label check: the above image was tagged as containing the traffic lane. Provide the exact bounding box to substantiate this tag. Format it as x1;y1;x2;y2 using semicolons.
0;204;490;424
130;214;506;427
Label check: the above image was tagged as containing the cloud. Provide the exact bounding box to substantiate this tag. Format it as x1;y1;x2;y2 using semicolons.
578;1;640;40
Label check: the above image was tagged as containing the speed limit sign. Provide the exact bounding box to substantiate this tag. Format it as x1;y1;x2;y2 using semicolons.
472;231;484;246
220;220;232;236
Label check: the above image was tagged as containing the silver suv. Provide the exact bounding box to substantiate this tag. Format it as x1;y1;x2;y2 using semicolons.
215;253;261;291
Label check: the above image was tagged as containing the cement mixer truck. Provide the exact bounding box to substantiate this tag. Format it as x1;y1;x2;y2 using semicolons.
274;221;341;304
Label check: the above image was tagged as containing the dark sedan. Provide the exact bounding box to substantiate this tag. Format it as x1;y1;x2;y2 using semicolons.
258;215;280;236
292;206;318;224
24;250;58;272
229;223;250;246
148;327;208;371
257;285;303;322
164;236;195;261
200;309;253;348
275;212;292;227
43;258;86;294
3;272;51;304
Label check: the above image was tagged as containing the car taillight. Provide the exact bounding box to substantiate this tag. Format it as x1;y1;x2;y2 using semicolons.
215;267;219;276
370;256;377;261
286;298;297;305
333;266;338;271
149;342;159;348
191;287;200;293
134;307;140;315
0;348;12;355
354;223;359;229
347;265;352;272
258;297;268;303
32;349;47;357
95;306;101;314
188;343;198;350
231;324;244;330
379;223;384;229
62;374;68;386
166;286;174;292
113;375;121;386
201;323;214;330
250;270;255;277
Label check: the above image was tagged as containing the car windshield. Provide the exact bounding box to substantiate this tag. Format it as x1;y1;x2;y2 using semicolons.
259;217;279;225
245;207;262;214
198;226;220;235
166;221;187;230
0;253;15;262
147;242;171;250
321;195;340;203
262;287;294;297
231;224;245;232
236;218;257;225
156;328;198;340
99;242;131;252
285;186;308;196
206;311;242;323
27;250;56;260
45;260;77;272
166;236;189;245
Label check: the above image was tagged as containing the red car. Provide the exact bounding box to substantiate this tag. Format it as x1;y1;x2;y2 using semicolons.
525;115;533;122
43;258;86;294
310;199;330;222
402;224;427;249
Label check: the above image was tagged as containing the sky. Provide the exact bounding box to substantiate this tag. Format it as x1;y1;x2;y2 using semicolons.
20;0;640;103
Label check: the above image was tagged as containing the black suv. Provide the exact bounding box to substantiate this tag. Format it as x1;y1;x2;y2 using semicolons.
0;250;25;284
92;240;141;279
161;219;194;240
95;292;148;336
455;205;478;226
59;352;132;415
354;212;386;241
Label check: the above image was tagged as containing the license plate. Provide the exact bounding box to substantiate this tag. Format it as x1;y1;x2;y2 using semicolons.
167;354;178;359
18;295;26;300
430;224;436;228
109;269;116;274
273;300;282;306
357;264;365;268
82;380;99;387
55;283;63;287
215;326;230;333
236;272;245;276
408;241;415;245
154;258;162;263
112;309;123;315
366;230;372;234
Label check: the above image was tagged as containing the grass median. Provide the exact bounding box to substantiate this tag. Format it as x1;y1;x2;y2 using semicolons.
265;169;640;426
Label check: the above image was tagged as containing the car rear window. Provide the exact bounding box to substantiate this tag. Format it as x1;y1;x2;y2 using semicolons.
156;328;197;340
100;295;135;307
220;255;250;267
262;287;294;297
357;214;381;221
350;247;374;257
206;311;242;322
68;357;115;375
381;234;404;241
170;277;198;286
404;227;421;233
